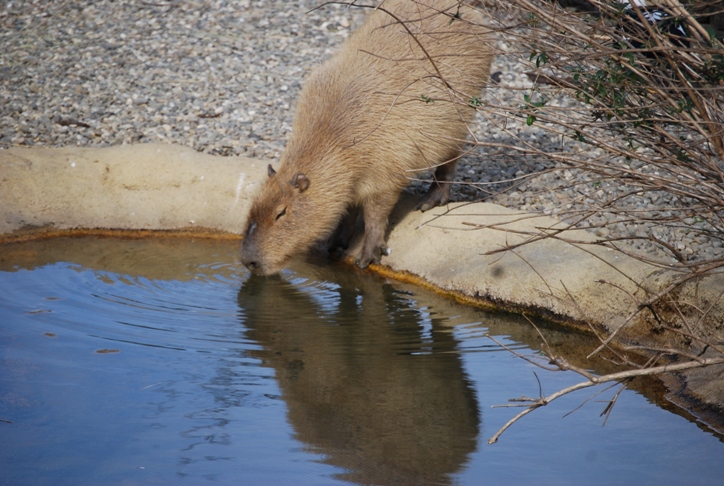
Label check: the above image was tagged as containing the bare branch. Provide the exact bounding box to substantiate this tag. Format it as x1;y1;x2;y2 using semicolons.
488;354;724;444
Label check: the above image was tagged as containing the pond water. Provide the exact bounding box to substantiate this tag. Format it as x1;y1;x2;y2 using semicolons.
1;237;723;485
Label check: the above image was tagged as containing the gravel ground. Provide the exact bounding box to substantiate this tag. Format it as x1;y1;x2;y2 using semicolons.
1;0;721;267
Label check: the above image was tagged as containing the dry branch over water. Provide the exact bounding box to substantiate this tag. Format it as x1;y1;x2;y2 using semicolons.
458;0;724;439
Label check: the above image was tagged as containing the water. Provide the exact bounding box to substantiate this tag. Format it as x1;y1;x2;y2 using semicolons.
1;237;722;485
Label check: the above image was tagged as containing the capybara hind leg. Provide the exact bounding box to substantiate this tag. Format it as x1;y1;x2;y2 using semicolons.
355;197;396;269
417;159;459;212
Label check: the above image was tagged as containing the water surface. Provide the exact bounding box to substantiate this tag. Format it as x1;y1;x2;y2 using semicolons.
1;237;722;485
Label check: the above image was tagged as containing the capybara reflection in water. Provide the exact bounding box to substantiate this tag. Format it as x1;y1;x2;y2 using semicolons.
241;0;493;275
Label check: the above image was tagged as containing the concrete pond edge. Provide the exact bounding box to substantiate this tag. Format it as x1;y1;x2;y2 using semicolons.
2;142;723;433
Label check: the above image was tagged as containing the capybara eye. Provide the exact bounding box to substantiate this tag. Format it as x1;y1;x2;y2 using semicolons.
275;208;287;220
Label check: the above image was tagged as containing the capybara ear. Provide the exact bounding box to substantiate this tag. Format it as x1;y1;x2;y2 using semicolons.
291;173;310;192
267;164;277;178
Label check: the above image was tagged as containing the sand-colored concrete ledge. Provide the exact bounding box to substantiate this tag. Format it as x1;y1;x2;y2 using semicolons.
0;143;267;237
2;143;723;429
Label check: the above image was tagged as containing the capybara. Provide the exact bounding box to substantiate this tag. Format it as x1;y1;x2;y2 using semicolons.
241;0;493;275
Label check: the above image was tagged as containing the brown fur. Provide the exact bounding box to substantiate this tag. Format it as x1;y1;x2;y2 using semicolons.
241;0;494;275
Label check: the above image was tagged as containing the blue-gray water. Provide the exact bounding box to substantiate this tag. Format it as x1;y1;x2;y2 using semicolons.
1;237;722;485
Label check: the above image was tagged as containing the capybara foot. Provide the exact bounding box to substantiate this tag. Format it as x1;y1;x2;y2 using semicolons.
416;186;451;212
355;244;388;269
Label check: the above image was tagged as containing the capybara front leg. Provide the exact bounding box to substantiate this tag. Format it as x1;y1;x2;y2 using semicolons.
355;197;396;269
417;158;459;212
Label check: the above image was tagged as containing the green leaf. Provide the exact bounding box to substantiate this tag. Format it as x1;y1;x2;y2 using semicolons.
536;51;549;68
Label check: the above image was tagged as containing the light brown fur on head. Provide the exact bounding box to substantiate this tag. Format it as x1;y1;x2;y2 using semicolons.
241;0;494;275
240;162;349;275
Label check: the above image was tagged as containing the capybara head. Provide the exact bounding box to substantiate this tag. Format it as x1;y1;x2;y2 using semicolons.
240;164;341;275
